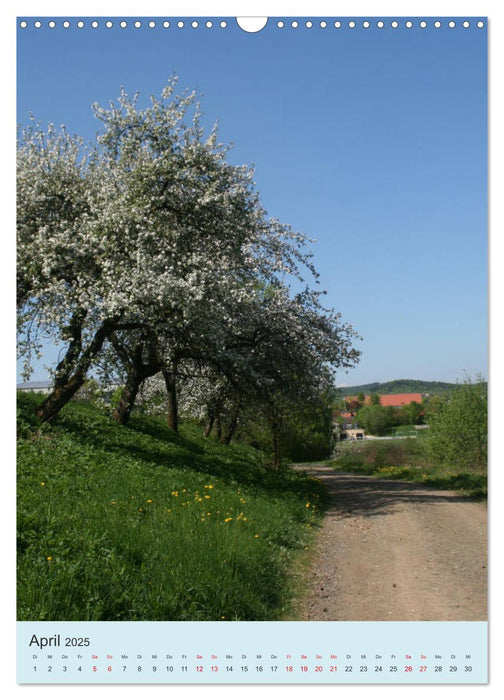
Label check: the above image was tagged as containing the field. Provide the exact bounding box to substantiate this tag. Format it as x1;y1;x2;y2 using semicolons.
17;393;329;621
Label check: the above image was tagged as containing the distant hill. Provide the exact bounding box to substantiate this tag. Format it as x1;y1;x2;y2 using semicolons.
335;379;460;397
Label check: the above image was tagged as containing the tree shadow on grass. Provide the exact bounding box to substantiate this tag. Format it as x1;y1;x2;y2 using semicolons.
114;434;328;502
50;401;327;503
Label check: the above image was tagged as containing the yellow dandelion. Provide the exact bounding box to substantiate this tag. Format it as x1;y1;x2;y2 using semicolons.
306;503;311;508
204;495;211;499
40;482;46;486
254;534;259;538
46;556;52;561
224;517;233;522
206;512;211;516
138;507;143;512
146;499;152;503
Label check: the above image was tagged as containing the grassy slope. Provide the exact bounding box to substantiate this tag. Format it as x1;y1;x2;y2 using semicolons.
17;393;329;621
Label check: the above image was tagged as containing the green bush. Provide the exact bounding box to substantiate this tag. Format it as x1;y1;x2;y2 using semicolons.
335;438;427;470
426;376;487;472
356;405;398;436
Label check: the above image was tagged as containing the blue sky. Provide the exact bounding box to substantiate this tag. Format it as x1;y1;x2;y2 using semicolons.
16;15;487;386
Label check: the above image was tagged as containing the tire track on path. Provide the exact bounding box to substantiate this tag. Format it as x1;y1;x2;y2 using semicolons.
296;464;487;621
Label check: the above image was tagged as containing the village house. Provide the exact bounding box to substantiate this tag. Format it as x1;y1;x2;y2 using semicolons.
17;381;52;395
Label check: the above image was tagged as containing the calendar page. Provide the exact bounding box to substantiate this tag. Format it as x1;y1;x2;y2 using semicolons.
15;1;489;689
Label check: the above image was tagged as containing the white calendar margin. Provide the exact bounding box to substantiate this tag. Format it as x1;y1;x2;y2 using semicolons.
3;0;501;697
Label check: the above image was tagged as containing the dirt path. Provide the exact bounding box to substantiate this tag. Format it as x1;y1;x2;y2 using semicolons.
297;465;487;621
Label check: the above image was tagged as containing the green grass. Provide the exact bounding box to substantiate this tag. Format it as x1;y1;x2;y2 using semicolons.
17;393;329;621
332;438;486;499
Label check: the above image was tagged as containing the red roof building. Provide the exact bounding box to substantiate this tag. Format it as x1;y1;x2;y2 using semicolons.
344;393;423;407
379;393;423;407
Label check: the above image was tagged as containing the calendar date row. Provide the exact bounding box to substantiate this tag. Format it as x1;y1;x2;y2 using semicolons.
32;662;474;674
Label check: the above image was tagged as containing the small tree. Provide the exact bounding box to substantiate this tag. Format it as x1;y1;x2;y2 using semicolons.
426;376;487;472
401;400;424;425
357;405;389;436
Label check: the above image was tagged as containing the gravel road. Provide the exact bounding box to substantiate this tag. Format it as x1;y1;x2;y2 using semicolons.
297;465;487;621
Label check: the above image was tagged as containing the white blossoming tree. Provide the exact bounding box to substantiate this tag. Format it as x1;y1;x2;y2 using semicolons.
168;282;360;464
17;120;123;421
18;79;360;439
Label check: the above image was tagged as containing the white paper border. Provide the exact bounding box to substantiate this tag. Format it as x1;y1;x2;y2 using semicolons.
4;2;501;699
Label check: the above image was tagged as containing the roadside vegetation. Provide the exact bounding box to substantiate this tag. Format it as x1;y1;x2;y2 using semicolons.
332;439;486;499
17;392;330;621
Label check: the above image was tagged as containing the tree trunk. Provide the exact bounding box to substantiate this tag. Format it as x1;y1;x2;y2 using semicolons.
221;400;241;445
163;365;178;432
36;372;88;423
204;415;215;438
271;429;282;469
204;395;225;439
36;318;116;423
112;371;142;424
109;333;163;425
269;410;283;469
53;309;87;389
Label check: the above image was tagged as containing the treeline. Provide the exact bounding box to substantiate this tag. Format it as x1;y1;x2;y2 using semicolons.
17;80;359;467
355;400;425;436
339;379;461;397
